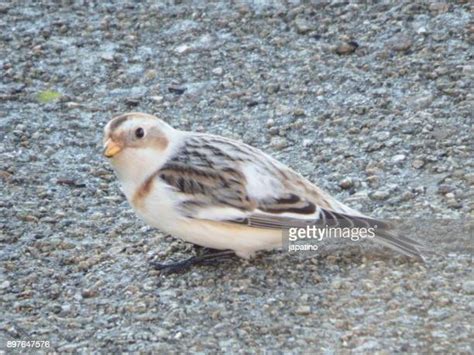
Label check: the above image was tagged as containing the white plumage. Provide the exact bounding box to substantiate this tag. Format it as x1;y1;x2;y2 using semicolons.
103;112;425;261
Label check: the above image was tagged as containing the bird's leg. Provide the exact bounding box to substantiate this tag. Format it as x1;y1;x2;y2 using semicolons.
151;249;236;274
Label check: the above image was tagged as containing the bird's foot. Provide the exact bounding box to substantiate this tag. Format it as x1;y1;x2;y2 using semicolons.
151;250;235;274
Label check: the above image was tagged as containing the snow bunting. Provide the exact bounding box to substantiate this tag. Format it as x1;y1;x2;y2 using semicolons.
103;112;425;266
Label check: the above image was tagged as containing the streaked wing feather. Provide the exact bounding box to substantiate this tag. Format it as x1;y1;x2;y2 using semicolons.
156;134;425;260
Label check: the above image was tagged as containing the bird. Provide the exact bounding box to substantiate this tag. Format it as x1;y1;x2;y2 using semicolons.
103;112;425;271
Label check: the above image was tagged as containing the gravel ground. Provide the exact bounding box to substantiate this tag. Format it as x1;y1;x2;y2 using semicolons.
1;1;473;353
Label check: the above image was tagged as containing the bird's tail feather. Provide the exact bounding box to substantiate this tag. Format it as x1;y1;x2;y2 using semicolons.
319;208;428;261
374;229;426;262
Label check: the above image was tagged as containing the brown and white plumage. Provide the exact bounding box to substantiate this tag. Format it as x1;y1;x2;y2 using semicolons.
103;112;425;261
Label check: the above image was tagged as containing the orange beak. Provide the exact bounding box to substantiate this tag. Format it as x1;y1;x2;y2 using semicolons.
103;139;122;158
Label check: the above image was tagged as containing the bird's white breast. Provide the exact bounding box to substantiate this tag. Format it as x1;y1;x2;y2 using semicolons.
127;178;282;258
126;179;184;234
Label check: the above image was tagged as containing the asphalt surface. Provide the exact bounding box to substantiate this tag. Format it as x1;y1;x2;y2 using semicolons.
0;1;473;353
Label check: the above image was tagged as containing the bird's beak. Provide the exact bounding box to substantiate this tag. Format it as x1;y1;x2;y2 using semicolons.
103;139;122;158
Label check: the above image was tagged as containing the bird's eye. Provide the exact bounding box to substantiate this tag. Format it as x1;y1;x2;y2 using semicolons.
135;127;145;138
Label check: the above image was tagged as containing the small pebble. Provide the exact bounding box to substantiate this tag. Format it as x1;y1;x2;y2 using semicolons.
0;280;11;290
212;67;224;76
150;96;163;103
295;306;311;315
387;34;412;52
270;137;288;150
430;2;450;13
168;86;186;95
371;190;390;201
392;154;406;163
412;159;425;169
461;281;474;295
100;53;114;62
174;44;191;54
437;184;454;195
81;289;97;298
335;41;359;55
339;178;354;189
61;303;72;314
294;17;312;34
400;191;414;201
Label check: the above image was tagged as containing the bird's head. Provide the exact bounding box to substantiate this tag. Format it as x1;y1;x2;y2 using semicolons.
103;112;177;183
